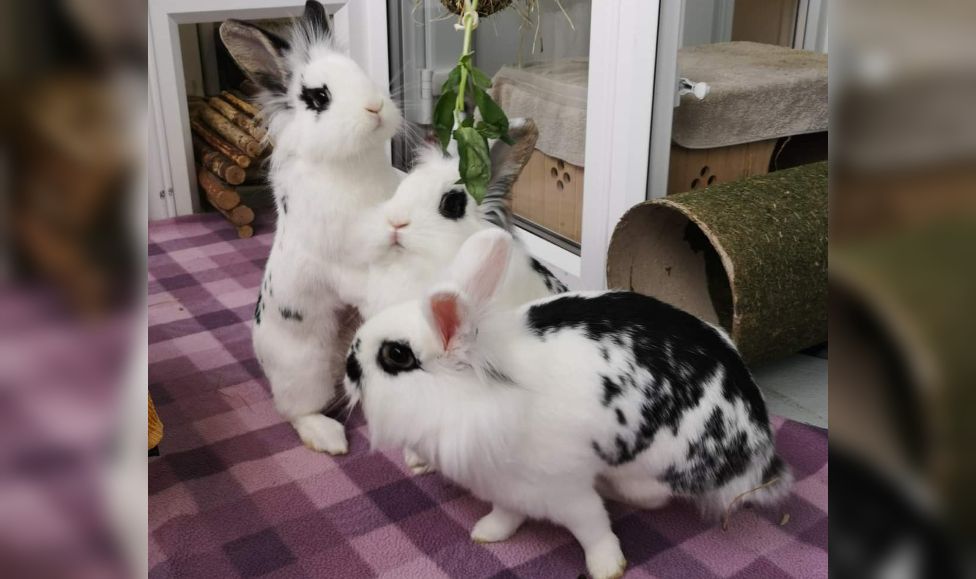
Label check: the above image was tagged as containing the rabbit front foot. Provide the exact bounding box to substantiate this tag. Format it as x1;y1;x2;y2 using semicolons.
293;414;348;455
584;535;627;579
471;506;526;543
404;447;435;475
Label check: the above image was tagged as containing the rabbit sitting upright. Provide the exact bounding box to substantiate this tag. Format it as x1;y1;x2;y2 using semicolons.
220;1;401;454
345;229;792;579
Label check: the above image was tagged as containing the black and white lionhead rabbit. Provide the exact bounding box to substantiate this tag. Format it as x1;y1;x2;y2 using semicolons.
352;123;568;473
345;229;792;579
219;1;402;454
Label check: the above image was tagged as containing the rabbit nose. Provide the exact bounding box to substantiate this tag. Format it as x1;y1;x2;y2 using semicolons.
390;220;409;230
365;101;383;114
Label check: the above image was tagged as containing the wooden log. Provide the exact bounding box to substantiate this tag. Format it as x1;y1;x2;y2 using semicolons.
221;90;261;118
191;118;251;168
197;166;241;210
227;204;255;226
236;224;254;238
203;187;255;227
193;137;245;185
198;105;261;157
209;95;268;143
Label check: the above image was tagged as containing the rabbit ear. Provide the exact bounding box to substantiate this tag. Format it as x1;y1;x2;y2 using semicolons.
220;20;290;94
450;229;513;308
302;0;331;36
425;289;466;351
480;118;539;229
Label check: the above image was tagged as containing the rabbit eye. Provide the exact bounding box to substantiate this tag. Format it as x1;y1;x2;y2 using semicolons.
300;84;331;113
378;340;420;375
438;189;468;220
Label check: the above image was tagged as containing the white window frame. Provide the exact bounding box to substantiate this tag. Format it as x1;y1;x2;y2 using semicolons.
519;0;661;290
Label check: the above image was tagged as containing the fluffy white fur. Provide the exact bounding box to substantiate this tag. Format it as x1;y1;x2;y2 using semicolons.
355;146;556;319
351;148;562;472
222;4;401;454
346;230;791;579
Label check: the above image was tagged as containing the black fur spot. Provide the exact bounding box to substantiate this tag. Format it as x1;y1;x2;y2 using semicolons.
302;0;331;37
601;375;623;406
662;407;752;493
279;307;304;322
280;195;288;214
438;189;468;220
377;340;421;375
345;351;362;389
529;258;568;294
615;408;627;426
300;84;331;113
254;292;264;324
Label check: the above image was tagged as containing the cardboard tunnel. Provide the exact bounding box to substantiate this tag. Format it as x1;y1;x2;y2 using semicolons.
607;162;828;363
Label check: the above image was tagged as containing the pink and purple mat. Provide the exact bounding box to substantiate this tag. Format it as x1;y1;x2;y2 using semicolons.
149;214;827;578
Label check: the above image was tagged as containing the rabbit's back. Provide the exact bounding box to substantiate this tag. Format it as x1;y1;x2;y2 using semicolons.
516;291;780;504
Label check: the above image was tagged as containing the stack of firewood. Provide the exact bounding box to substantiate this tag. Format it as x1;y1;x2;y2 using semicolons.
189;91;268;238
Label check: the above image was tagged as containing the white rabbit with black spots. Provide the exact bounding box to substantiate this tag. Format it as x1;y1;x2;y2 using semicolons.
345;229;792;579
220;1;401;454
353;132;566;474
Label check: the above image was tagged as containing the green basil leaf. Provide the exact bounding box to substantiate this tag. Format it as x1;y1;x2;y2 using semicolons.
467;65;493;90
460;115;474;128
441;65;462;95
472;86;509;142
433;89;457;149
454;126;491;204
475;120;503;140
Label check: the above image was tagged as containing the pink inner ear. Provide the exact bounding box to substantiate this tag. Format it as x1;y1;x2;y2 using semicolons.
430;293;461;349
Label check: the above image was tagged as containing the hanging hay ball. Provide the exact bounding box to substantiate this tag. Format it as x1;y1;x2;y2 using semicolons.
440;0;512;17
607;162;827;364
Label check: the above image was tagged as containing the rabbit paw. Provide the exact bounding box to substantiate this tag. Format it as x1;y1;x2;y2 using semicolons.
293;415;348;455
471;508;525;543
585;536;627;579
404;447;435;475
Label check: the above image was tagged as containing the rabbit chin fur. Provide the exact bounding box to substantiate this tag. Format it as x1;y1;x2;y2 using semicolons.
345;230;791;579
225;6;402;454
356;147;560;319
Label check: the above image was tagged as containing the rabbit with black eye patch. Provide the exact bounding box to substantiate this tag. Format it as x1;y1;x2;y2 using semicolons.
344;229;792;579
355;125;567;321
351;124;567;474
220;1;402;454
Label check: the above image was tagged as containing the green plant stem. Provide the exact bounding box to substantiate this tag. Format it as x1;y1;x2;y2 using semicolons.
454;0;479;125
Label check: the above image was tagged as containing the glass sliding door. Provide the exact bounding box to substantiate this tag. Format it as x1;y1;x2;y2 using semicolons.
383;0;659;289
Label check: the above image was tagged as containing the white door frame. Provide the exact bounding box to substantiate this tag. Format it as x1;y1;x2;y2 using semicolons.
575;0;661;289
505;1;664;290
148;0;389;216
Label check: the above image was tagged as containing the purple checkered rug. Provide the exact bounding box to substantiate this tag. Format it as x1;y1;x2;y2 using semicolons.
149;214;828;579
